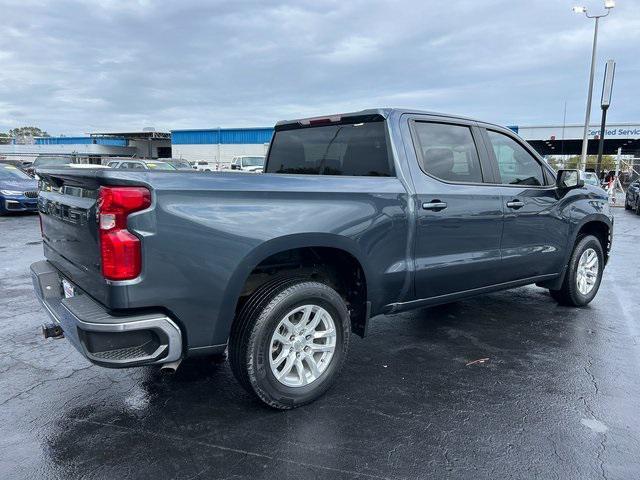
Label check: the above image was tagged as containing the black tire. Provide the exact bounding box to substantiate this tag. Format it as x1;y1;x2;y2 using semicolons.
549;234;604;307
229;278;350;409
549;288;564;303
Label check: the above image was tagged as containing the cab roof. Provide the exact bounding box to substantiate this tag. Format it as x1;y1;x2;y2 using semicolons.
274;108;480;129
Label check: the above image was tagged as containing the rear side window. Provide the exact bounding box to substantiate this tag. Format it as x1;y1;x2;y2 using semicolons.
266;121;393;176
412;122;483;183
486;130;545;186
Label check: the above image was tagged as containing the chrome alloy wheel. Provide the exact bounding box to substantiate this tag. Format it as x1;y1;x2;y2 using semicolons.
576;248;599;296
269;305;337;387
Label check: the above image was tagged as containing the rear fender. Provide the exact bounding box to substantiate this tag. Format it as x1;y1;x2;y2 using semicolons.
212;233;372;345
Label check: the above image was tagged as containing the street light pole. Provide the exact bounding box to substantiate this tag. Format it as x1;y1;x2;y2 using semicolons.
579;16;599;170
573;1;615;170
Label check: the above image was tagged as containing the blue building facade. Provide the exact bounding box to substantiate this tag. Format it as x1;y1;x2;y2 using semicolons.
36;136;128;146
171;128;274;145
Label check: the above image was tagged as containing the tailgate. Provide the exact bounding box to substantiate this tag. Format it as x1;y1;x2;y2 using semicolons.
38;170;106;302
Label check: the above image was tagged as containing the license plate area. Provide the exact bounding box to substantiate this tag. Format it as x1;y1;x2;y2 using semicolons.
62;278;75;299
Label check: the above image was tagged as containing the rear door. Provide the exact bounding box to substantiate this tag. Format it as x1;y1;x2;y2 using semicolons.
481;127;567;281
406;117;505;300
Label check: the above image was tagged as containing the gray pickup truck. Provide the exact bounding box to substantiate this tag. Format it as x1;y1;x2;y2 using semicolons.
32;108;613;409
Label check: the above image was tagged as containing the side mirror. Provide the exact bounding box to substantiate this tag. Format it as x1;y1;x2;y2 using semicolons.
556;169;585;189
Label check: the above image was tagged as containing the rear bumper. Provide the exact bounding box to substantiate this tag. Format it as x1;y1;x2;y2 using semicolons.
30;260;183;368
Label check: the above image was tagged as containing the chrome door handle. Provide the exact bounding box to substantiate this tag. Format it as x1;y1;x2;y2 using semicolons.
506;200;524;209
422;201;447;211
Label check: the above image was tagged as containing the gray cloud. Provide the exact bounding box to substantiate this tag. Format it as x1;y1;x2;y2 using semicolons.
0;0;638;134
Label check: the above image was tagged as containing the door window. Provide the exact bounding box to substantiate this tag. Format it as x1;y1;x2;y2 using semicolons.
486;130;545;186
412;122;483;183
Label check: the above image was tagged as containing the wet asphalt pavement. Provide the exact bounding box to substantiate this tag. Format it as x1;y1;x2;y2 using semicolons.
1;209;639;480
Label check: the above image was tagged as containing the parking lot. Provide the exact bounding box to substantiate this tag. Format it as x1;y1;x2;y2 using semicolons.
0;209;638;479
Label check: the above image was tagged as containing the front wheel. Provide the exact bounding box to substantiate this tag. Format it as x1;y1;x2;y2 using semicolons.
549;235;604;307
229;279;350;409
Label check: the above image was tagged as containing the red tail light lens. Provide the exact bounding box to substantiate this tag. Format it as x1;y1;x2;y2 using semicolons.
98;186;151;281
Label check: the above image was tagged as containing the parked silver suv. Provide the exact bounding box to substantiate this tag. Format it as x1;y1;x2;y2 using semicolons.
105;159;176;170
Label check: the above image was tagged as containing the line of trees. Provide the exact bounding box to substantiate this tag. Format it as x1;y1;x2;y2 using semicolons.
0;127;49;145
546;155;616;173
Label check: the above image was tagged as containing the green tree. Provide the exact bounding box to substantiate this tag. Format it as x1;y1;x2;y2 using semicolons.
545;156;562;170
8;126;49;145
8;126;49;138
564;155;615;173
0;132;11;145
565;156;581;169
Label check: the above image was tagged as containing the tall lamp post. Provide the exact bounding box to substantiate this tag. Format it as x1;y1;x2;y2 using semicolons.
573;0;615;170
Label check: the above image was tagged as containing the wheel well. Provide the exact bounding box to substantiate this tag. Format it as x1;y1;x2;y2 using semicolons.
235;247;369;336
577;221;610;264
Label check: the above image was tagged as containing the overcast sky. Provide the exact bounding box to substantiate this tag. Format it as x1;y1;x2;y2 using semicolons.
0;0;638;135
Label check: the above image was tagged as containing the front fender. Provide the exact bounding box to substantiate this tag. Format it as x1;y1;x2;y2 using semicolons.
541;191;612;290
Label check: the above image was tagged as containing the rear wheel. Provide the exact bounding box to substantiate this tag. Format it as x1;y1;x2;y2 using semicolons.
229;278;350;409
549;235;604;307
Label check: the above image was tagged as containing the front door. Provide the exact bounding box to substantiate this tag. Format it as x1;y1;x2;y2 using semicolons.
482;128;567;281
409;119;505;300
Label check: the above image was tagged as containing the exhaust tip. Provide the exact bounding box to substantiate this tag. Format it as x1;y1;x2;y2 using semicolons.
160;359;182;375
41;323;64;339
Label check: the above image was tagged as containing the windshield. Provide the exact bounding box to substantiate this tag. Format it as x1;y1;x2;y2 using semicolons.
0;164;32;180
34;156;72;166
144;161;176;170
241;157;265;167
584;173;600;186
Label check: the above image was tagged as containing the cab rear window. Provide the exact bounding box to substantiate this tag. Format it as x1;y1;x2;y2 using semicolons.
266;121;394;177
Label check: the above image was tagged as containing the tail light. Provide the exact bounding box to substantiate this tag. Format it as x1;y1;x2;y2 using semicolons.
98;186;151;281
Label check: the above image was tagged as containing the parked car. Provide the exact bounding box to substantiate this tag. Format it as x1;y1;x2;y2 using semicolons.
64;164;110;169
583;171;602;188
164;158;195;170
193;160;217;171
0;163;38;214
625;179;640;214
229;155;265;172
32;108;613;409
27;155;76;175
0;158;32;176
105;159;177;170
